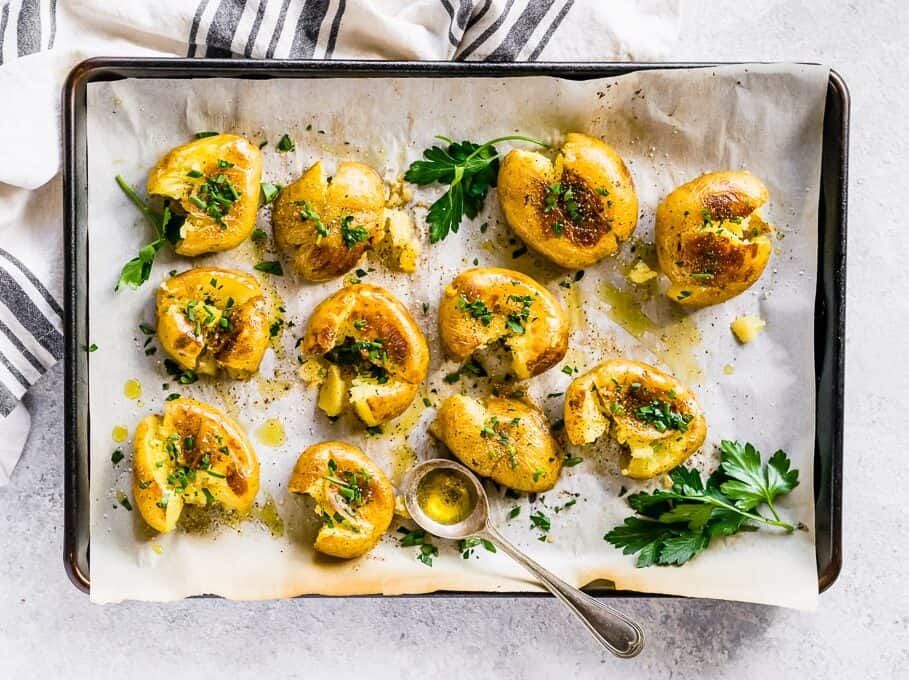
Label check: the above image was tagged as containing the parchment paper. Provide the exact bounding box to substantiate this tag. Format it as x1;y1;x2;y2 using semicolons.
87;65;827;609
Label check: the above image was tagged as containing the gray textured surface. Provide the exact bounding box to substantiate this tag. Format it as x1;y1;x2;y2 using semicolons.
2;1;908;677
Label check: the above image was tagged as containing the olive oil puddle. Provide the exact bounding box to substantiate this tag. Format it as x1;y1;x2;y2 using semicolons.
178;492;285;538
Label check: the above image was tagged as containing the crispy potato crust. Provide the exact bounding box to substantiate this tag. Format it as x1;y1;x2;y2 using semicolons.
133;398;260;533
156;267;270;379
655;171;774;307
289;441;395;559
301;284;429;425
497;132;638;268
564;359;706;479
272;161;385;281
430;395;562;492
147;134;263;256
438;267;568;380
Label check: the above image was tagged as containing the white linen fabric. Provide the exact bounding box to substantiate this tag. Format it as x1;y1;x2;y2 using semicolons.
0;0;680;485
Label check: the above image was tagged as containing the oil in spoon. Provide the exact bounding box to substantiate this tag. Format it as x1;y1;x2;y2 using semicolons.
416;467;478;525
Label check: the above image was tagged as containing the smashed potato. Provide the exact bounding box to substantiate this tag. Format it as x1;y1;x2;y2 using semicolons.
375;208;421;273
300;284;429;426
156;267;270;379
656;171;774;307
438;268;568;380
147;134;263;256
272;160;385;281
133;398;260;533
430;395;562;492
497;132;638;268
564;359;706;479
289;442;395;559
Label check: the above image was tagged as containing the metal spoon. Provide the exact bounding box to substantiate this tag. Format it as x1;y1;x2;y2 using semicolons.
402;459;645;658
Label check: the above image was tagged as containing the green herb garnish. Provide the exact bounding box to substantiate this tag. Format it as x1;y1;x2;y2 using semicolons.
254;261;284;276
604;441;799;567
276;134;295;152
404;135;548;243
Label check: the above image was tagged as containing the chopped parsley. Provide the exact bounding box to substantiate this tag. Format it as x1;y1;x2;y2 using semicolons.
633;400;694;433
254;261;284;276
457;296;493;325
340;215;370;248
276;134;295;152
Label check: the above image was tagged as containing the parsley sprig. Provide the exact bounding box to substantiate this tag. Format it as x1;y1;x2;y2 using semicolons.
604;440;799;567
404;135;548;243
114;176;184;290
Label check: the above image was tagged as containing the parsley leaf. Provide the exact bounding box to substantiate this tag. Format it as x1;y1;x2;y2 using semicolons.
719;440;799;517
404;135;547;243
605;441;800;568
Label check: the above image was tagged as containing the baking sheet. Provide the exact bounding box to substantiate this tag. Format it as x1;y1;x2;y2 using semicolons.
86;64;827;608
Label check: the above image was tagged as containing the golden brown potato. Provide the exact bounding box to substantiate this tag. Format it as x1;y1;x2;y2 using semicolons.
497;132;638;268
430;395;562;492
438;268;568;380
272;161;385;281
147;134;263;256
288;441;395;559
133;398;260;533
156;267;270;379
300;284;429;426
564;359;706;479
655;171;774;307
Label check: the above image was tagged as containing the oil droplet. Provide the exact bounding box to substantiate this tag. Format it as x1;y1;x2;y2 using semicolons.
416;467;478;525
124;379;142;400
257;418;285;447
597;283;655;339
151;544;164;555
723;363;735;375
112;425;128;443
253;493;285;537
564;282;586;331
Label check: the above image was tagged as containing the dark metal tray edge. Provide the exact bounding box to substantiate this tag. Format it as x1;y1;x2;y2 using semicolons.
63;58;848;599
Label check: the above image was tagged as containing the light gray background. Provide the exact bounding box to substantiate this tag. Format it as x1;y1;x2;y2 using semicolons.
2;1;906;677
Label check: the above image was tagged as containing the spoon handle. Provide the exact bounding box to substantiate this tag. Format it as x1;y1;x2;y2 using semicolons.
482;523;645;658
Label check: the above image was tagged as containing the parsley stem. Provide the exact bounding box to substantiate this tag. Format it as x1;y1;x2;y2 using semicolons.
691;494;794;532
461;135;549;160
115;175;162;237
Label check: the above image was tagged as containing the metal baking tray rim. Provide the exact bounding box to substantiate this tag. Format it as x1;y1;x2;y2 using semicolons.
63;58;847;599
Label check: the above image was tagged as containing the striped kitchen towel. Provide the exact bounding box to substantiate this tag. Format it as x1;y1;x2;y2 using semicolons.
0;0;680;485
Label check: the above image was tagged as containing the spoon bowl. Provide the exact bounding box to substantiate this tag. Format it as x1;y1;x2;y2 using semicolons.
401;458;645;659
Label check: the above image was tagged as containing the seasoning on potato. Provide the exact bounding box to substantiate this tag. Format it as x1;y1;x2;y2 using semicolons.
438;267;569;380
497;132;638;268
156;267;271;379
564;359;706;479
430;394;562;493
655;170;774;307
146;133;263;256
272;160;385;281
300;284;430;426
288;441;395;559
132;397;260;533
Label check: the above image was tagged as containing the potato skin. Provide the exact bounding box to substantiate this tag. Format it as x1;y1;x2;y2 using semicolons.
133;398;260;533
288;441;394;559
156;267;270;379
430;395;562;492
655;171;773;307
564;359;706;479
498;132;638;268
272;161;385;281
438;267;569;380
301;284;429;425
147;134;263;256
